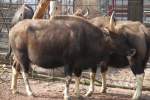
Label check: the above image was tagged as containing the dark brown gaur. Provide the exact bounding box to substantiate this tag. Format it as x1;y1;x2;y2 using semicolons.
75;11;150;100
9;16;112;100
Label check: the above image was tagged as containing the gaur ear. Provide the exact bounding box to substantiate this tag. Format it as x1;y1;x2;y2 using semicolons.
103;27;110;34
103;27;111;37
103;27;112;43
19;13;23;20
20;13;23;17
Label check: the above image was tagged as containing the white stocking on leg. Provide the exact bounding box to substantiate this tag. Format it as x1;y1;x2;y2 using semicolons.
132;74;144;100
64;76;71;100
11;66;19;94
21;71;33;96
75;77;80;98
85;72;95;96
100;72;106;93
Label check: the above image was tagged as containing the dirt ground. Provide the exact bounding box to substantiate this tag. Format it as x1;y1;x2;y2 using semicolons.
0;74;150;100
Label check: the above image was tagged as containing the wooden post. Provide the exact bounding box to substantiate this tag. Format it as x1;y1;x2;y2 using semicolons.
128;0;143;22
32;0;51;19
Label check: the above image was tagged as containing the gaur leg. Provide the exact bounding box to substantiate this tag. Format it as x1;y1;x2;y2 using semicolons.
127;56;145;100
16;53;33;96
64;65;73;100
74;68;82;99
85;66;97;96
11;59;19;94
21;67;33;96
100;61;108;93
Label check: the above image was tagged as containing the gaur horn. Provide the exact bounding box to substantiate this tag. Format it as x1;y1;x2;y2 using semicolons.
83;7;89;17
109;11;115;32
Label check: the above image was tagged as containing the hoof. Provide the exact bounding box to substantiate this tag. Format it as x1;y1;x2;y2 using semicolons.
132;96;140;100
64;96;71;100
85;90;93;97
12;89;18;94
27;91;33;96
100;88;106;93
132;91;141;100
77;95;83;100
132;97;140;100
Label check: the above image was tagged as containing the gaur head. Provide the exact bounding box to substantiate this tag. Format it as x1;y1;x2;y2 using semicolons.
11;4;34;27
72;8;89;18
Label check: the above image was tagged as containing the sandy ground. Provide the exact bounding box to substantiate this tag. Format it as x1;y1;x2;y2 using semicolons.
0;74;150;100
0;64;150;100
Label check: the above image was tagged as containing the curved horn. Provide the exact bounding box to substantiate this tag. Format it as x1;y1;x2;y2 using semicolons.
109;11;115;32
67;7;74;15
83;7;89;17
67;7;71;15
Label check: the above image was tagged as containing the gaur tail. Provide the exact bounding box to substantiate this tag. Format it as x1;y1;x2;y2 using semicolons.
141;24;150;50
142;25;150;44
5;44;12;59
140;24;150;67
